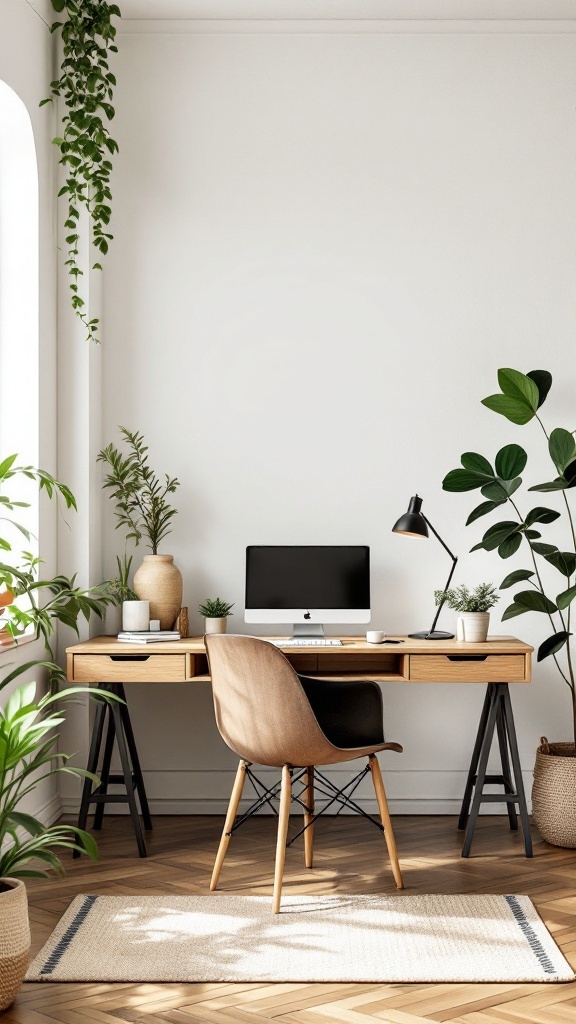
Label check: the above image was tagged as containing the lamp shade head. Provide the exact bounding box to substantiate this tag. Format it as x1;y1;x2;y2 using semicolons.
392;495;429;538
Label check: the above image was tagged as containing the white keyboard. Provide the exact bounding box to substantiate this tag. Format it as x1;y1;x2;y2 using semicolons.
269;638;343;648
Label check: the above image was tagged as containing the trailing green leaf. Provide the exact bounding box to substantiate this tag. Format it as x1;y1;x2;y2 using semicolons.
510;590;557;614
543;550;576;577
470;521;519;553
44;1;121;343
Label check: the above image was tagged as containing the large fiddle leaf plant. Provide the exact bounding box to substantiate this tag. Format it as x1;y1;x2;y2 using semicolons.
443;368;576;745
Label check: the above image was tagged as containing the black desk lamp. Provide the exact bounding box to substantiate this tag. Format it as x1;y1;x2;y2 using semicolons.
392;494;458;640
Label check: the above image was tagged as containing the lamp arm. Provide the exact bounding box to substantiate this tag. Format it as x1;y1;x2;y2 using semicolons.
422;515;458;562
422;515;458;637
426;553;458;637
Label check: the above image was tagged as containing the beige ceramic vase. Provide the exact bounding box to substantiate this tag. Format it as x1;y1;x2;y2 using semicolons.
0;879;30;1011
133;554;183;630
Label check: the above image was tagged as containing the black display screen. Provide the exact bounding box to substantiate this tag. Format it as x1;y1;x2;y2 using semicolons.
245;546;370;610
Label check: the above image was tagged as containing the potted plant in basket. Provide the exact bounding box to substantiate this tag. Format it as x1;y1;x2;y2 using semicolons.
442;367;576;847
0;455;116;1010
98;428;182;629
434;583;499;642
199;597;234;635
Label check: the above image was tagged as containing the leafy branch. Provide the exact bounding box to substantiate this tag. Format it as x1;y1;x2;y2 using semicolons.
97;428;180;555
443;368;576;744
41;0;121;343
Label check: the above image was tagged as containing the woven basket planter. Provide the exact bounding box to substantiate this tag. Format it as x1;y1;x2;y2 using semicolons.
0;878;30;1011
532;738;576;848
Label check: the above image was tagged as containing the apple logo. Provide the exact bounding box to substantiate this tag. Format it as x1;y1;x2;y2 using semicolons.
304;610;311;620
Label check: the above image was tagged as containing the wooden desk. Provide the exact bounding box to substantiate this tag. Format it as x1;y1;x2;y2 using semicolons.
67;634;533;859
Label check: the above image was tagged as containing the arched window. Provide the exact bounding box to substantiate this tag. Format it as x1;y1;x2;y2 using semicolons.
0;80;39;545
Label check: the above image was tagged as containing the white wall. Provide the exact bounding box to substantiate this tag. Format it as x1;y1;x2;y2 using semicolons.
0;0;59;826
92;20;576;816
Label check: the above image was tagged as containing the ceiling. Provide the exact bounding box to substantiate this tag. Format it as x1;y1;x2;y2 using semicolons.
117;1;576;20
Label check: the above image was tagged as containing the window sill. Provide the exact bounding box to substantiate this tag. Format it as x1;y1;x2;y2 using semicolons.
0;630;37;655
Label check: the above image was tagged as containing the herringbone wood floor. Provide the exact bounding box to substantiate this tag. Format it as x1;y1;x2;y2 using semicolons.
6;813;576;1024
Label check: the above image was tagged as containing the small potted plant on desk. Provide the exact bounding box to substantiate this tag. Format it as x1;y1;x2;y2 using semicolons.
103;554;140;634
434;583;500;642
199;597;234;635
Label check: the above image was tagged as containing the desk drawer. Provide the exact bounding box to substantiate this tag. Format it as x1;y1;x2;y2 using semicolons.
408;654;527;683
72;654;187;683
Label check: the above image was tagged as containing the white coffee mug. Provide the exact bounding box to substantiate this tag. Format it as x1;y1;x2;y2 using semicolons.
366;630;386;644
122;600;150;632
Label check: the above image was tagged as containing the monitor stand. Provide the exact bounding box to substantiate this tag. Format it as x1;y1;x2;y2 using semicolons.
292;622;325;639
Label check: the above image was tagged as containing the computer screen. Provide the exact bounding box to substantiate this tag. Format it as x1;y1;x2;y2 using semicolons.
245;545;370;633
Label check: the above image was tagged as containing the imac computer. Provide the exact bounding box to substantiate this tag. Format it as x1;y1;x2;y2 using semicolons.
245;545;370;640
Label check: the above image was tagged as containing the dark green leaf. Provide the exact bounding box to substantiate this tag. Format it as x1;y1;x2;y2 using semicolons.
501;602;527;621
564;460;576;486
527;370;552;408
481;394;536;425
442;469;490;492
461;452;494;476
549;428;576;475
524;506;561;526
538;631;570;661
544;550;576;577
495;444;527;480
497;368;540;410
500;569;535;589
529;479;568;492
498;533;522;558
557;585;576;610
466;500;504;525
513;590;557;614
480;480;510;501
475;521;519;552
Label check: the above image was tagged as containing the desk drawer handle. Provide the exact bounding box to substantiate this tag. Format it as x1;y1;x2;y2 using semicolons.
446;655;488;662
109;655;151;662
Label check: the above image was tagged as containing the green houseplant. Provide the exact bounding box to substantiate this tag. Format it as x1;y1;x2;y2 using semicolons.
199;598;234;635
434;584;500;643
0;456;116;1008
442;367;576;845
98;428;182;628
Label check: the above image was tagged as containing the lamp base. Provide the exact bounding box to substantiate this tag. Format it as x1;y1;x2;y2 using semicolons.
408;630;455;640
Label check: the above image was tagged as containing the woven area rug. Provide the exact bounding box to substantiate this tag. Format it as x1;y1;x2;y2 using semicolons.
26;893;574;984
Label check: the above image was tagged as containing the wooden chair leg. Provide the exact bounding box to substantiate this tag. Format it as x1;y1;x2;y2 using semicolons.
303;765;314;868
369;753;404;890
210;759;247;891
273;765;292;914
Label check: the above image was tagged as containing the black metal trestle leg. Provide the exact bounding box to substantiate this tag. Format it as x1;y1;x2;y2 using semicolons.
74;683;151;858
458;683;532;858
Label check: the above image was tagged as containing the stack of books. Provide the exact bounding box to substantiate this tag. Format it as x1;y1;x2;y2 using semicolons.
117;630;181;644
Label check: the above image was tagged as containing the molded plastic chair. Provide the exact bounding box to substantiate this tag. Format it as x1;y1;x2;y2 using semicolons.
205;634;403;912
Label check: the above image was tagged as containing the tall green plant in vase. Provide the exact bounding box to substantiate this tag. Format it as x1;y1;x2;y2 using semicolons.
98;428;182;629
443;368;576;847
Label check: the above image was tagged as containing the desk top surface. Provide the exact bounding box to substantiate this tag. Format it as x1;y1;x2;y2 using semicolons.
67;634;533;655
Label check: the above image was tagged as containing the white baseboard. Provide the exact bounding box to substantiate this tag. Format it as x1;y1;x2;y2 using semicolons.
60;767;533;817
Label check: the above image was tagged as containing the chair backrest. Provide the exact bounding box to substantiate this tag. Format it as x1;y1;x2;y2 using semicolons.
205;634;337;768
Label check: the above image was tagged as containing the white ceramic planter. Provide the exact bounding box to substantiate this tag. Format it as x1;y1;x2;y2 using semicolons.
122;600;150;632
456;611;490;642
204;616;227;635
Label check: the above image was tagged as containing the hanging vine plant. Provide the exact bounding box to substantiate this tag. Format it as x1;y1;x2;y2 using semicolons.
41;1;121;343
